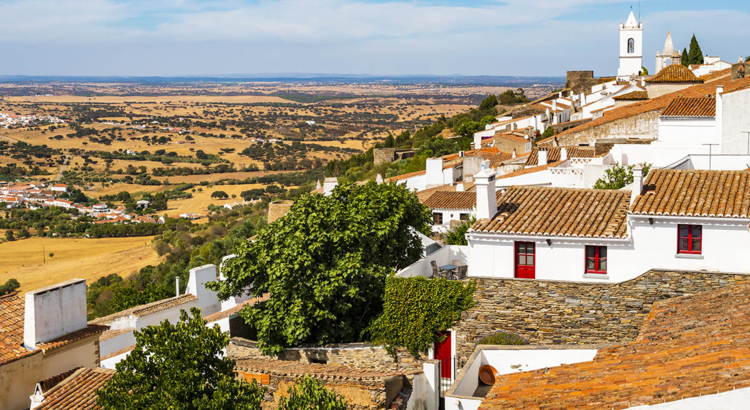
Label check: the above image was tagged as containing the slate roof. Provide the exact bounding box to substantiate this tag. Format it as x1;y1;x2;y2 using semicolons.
471;186;630;238
646;64;703;84
525;147;596;166
422;191;477;210
0;292;107;366
660;97;716;117
479;280;750;410
36;367;115;410
630;169;750;218
612;90;649;101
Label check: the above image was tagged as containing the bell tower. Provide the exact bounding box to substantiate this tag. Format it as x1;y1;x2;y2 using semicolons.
618;10;643;78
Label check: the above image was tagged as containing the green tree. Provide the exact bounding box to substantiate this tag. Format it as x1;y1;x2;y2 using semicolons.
593;163;652;190
5;230;15;241
681;48;689;67
151;192;168;211
97;308;264;410
278;376;347;410
383;134;395;148
455;121;481;138
688;34;704;65
211;182;432;355
211;191;229;200
444;215;476;246
479;115;497;128
641;66;649;76
479;94;499;110
0;278;20;296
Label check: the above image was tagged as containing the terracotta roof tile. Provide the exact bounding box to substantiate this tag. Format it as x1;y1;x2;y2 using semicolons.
552;74;750;143
37;367;83;393
496;161;562;180
660;97;716;117
131;294;197;317
37;325;109;352
479;281;750;410
612;90;649;101
235;358;405;381
646;64;703;84
630;169;750;218
203;294;269;323
422;191;476;210
525;147;596;166
36;367;115;409
471;186;630;238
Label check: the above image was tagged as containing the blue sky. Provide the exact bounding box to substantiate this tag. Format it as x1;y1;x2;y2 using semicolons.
0;0;748;77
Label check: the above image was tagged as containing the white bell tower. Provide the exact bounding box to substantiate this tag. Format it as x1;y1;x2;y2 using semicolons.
617;10;643;78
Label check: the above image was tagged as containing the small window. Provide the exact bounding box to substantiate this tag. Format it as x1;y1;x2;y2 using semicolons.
459;213;469;222
585;246;607;274
678;225;702;254
627;38;635;54
432;212;443;225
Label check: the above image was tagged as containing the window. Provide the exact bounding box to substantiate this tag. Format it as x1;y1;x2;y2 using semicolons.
459;213;469;222
585;246;607;274
628;38;635;54
432;212;443;226
678;225;702;254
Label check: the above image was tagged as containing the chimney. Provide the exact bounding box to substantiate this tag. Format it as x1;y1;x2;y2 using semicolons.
631;166;644;204
426;158;444;187
715;85;724;146
175;277;180;297
512;148;517;159
315;180;321;190
456;183;464;192
580;92;586;106
24;279;87;350
375;174;384;184
323;177;338;196
560;147;568;161
538;149;548;166
475;168;498;220
186;264;218;301
552;100;558;111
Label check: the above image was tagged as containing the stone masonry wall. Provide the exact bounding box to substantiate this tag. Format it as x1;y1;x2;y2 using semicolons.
374;149;396;165
228;339;425;374
551;110;660;147
453;270;748;363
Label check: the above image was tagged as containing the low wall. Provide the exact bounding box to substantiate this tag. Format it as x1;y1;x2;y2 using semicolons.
453;269;748;363
550;110;660;147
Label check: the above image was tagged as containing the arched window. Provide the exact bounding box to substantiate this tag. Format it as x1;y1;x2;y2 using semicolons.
628;38;635;54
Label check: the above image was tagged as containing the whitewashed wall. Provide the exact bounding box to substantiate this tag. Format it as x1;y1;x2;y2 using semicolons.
657;117;716;147
721;88;750;154
430;208;474;234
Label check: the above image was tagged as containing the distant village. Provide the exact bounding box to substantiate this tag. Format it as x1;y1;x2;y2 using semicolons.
0;112;66;128
4;8;750;410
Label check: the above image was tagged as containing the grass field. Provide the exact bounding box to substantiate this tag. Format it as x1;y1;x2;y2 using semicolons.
166;183;268;215
0;236;162;293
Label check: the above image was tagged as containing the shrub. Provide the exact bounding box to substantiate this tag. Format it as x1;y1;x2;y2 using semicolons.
476;331;528;346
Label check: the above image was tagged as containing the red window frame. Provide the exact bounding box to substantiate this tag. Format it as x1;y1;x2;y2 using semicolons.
678;225;702;254
585;246;607;274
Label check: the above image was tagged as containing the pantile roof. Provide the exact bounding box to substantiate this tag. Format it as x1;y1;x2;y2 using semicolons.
525;147;596;166
203;294;269;323
36;367;115;410
471;186;630;238
479;280;750;410
37;367;82;393
496;162;561;180
422;191;476;210
235;358;406;381
90;294;197;325
612;90;649;101
646;64;703;84
552;73;750;143
630;169;750;218
660;97;715;117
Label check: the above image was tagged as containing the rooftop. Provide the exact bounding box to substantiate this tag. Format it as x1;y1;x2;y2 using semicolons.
612;90;649;101
90;294;198;325
631;169;750;218
235;357;406;381
525;147;596;166
471;186;630;239
35;367;115;410
422;191;477;210
479;280;750;409
646;64;703;84
660;97;716;118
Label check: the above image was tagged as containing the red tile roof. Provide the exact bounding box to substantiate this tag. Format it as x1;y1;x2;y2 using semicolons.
422;191;476;210
203;294;269;323
479;281;750;410
471;186;630;238
612;90;648;101
646;64;703;84
525;147;596;166
36;367;115;409
660;97;715;117
631;169;750;218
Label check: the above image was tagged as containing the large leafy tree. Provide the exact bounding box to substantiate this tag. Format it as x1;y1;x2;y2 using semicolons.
212;181;432;355
593;163;651;190
97;308;264;410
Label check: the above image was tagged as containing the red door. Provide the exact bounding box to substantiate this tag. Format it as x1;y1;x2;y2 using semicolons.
515;242;535;279
434;331;452;378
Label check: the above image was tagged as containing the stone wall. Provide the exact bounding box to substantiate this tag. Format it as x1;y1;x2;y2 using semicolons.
594;137;654;156
566;71;596;94
453;269;748;363
228;338;425;374
551;110;660;147
732;62;750;80
267;201;293;223
374;148;396;165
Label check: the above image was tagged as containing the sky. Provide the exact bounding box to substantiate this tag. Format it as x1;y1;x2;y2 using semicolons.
0;0;749;77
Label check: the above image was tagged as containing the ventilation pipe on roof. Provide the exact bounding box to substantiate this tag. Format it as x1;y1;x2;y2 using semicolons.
175;277;180;297
538;149;548;166
715;85;724;147
631;166;644;205
512;148;517;159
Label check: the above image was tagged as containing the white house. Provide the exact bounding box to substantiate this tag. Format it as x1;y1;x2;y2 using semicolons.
49;184;68;193
422;190;476;234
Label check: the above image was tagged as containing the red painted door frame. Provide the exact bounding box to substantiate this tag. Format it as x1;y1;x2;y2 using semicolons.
434;331;452;378
515;242;536;279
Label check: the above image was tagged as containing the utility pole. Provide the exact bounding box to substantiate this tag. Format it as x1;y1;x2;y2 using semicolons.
702;143;719;170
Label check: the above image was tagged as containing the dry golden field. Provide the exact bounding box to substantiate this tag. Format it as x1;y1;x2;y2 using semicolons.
0;236;162;293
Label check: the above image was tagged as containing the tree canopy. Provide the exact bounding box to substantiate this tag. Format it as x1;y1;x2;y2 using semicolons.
688;34;704;65
97;308;264;409
211;181;432;355
278;376;348;410
681;47;689;67
593;163;651;190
